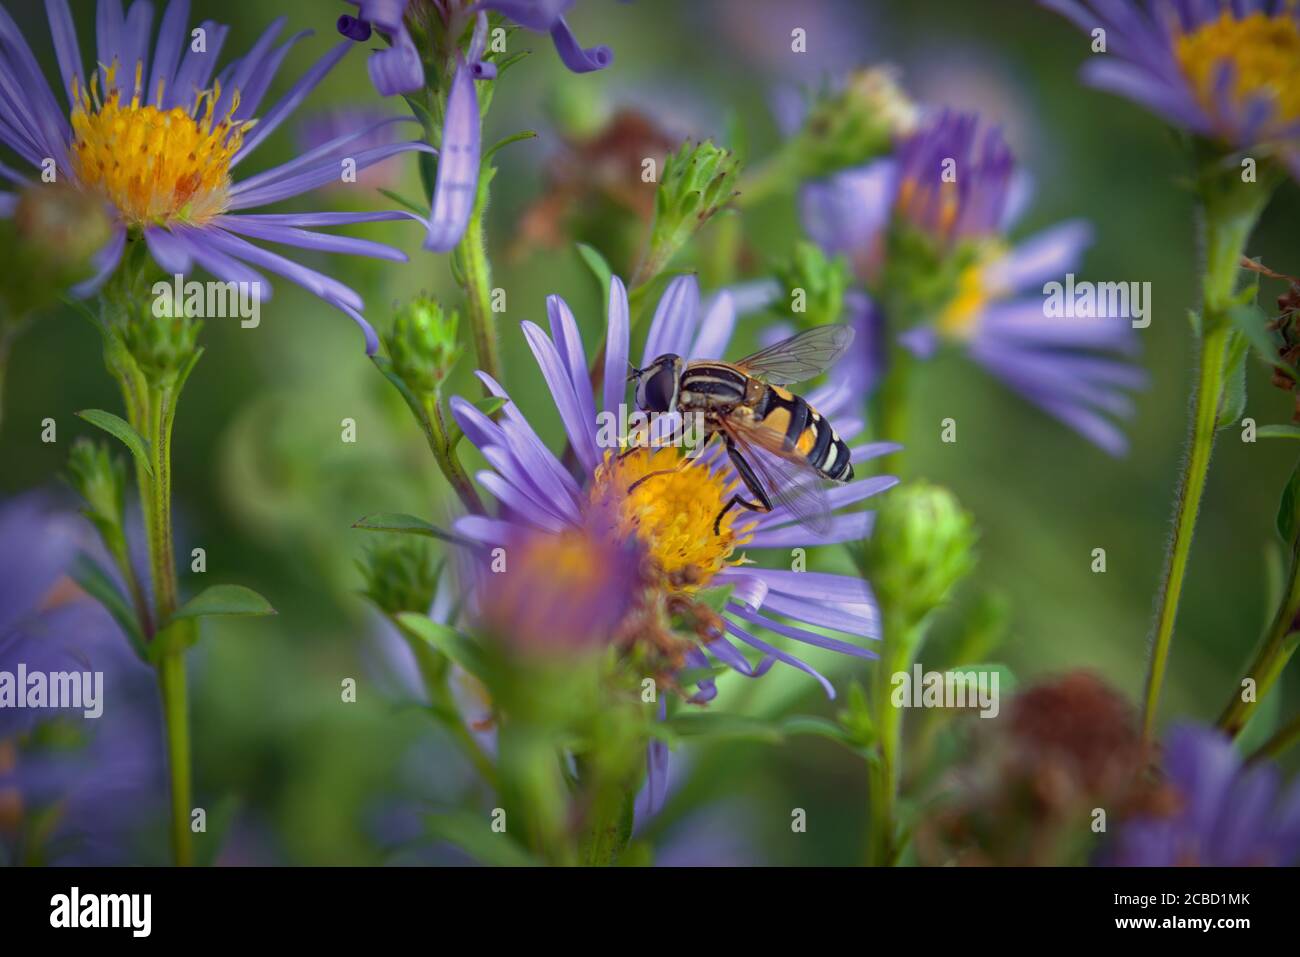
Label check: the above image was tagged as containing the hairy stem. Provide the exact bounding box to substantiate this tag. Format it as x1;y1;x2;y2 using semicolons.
1142;188;1262;742
459;177;502;390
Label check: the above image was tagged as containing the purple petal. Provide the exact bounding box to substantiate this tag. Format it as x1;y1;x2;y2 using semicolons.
724;621;835;698
45;0;85;107
146;0;190;104
547;294;599;438
602;276;630;418
368;25;424;96
641;274;701;365
228;141;435;209
70;224;126;298
987;220;1093;293
549;17;612;73
520;320;600;471
423;63;480;252
165;21;228;110
688;290;737;360
214;216;409;261
233;41;352;165
473;0;573;32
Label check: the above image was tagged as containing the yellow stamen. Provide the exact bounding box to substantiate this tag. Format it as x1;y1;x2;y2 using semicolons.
1175;9;1300;126
69;61;255;227
590;446;755;590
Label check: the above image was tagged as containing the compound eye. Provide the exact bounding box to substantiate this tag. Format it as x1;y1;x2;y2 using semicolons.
643;366;677;413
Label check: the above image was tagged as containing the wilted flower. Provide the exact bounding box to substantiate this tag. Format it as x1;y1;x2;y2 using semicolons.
803;109;1147;455
339;1;425;95
1103;723;1300;867
0;1;431;353
918;672;1153;866
1042;0;1300;179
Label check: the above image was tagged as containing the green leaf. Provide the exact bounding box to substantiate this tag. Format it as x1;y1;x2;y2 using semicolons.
1276;455;1300;544
1259;425;1300;440
170;584;277;622
70;554;146;659
376;187;428;216
395;612;489;682
353;512;475;548
426;810;539;866
76;409;152;477
575;243;613;305
1216;329;1249;429
483;130;537;165
664;712;786;744
779;715;858;746
1227;302;1293;376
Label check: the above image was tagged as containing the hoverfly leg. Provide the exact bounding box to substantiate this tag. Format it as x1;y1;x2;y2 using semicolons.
713;437;772;535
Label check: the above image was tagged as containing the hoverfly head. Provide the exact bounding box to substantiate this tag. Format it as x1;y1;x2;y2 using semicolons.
633;354;683;413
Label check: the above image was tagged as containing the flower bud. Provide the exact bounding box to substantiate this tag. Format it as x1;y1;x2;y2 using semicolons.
66;438;127;536
794;67;917;178
117;300;203;388
641;140;740;282
0;184;112;317
358;536;439;618
385;295;462;397
774;241;850;329
857;481;977;627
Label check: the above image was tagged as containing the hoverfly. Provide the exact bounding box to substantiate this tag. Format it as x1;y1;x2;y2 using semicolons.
628;324;856;535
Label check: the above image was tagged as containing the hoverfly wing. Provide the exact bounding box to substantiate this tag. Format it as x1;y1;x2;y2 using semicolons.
718;418;834;535
733;324;855;386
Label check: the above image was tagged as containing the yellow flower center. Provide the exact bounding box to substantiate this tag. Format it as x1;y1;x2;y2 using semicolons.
69;63;253;227
590;446;754;590
1175;10;1300;126
936;243;1008;340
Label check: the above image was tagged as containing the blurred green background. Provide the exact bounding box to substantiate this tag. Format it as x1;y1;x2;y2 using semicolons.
2;0;1298;864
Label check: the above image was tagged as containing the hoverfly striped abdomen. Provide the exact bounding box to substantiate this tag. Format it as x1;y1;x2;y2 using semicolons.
759;386;854;483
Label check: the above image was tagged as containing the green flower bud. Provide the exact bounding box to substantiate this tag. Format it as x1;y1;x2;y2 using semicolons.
116;301;203;388
775;241;851;328
794;67;917;178
66;438;127;532
641;140;740;282
858;481;977;628
358;536;439;618
385;295;462;396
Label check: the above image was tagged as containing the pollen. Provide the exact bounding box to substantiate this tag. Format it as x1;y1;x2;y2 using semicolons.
1176;10;1300;126
590;446;755;589
69;62;254;227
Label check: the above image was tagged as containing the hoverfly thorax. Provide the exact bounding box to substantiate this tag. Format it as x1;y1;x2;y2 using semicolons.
633;354;684;413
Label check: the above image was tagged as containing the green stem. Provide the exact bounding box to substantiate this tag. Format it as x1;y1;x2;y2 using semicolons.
1141;187;1263;742
158;649;192;866
1142;322;1231;741
405;632;498;791
1217;537;1300;737
423;393;484;515
867;617;918;866
1248;709;1300;763
458;176;502;390
144;380;193;867
735;147;802;210
872;345;912;476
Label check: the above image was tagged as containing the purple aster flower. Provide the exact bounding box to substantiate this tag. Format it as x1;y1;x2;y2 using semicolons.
1042;0;1300;178
0;1;433;354
339;1;424;95
802;109;1147;455
1103;723;1300;867
449;275;897;712
0;493;164;864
